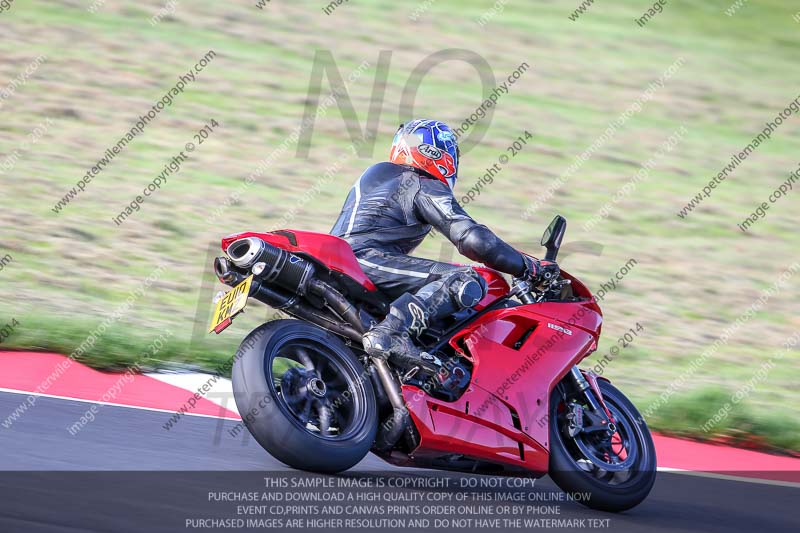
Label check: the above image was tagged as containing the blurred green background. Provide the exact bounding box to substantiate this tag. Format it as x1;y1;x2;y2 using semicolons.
0;0;798;450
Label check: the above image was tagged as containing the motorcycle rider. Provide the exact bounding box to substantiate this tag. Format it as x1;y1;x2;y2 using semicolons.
331;119;559;369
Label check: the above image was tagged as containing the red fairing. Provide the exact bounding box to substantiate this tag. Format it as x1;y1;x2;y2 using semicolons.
560;269;602;317
221;230;377;291
401;298;602;475
402;383;550;473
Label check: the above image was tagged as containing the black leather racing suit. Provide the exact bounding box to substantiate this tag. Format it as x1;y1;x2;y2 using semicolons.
331;162;530;341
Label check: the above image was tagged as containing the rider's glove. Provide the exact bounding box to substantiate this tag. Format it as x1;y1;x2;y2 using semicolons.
537;260;561;284
521;256;560;284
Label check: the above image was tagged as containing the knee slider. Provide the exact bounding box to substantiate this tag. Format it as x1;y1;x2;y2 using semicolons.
446;269;487;309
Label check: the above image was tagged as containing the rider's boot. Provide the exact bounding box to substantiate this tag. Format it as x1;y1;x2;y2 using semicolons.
362;293;441;373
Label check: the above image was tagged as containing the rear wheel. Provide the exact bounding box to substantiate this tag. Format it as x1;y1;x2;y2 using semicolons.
548;379;656;512
232;319;377;473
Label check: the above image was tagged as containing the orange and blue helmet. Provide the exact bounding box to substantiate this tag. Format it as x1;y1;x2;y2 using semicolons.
389;119;460;189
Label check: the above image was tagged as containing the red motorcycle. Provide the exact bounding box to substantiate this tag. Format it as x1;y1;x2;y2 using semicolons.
210;216;656;512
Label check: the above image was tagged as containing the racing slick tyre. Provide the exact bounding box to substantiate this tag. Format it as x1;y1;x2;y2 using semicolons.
232;319;378;473
548;379;657;512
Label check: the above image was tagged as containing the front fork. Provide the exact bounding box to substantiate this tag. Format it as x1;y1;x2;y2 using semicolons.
566;366;617;436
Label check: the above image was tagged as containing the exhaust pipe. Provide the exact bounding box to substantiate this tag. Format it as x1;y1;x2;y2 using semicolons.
225;237;265;268
225;237;315;295
372;358;412;452
213;256;245;286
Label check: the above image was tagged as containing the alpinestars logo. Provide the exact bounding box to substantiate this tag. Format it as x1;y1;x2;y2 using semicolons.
407;302;428;337
548;323;572;336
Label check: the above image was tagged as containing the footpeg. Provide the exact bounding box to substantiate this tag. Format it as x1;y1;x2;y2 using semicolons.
401;366;420;382
420;351;443;367
389;350;440;374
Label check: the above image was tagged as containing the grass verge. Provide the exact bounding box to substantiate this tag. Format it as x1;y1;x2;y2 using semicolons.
645;387;800;455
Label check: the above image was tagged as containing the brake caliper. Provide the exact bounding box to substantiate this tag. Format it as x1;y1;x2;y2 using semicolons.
566;401;616;437
566;402;585;437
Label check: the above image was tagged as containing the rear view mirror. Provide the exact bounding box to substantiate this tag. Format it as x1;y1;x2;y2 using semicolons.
541;215;567;261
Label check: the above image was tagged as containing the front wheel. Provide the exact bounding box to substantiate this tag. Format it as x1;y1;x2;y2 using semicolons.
232;319;378;473
548;379;656;512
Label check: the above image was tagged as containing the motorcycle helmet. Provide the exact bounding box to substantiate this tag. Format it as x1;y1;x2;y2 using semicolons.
389;119;460;189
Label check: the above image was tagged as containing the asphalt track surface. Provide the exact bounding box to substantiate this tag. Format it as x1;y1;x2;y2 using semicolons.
0;392;797;533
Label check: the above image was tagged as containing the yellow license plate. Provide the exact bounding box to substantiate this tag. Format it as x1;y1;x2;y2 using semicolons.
209;275;253;333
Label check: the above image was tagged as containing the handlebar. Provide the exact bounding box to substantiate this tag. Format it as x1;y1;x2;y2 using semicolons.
512;275;571;304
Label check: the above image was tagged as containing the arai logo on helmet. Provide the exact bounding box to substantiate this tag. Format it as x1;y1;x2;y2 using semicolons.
417;143;442;160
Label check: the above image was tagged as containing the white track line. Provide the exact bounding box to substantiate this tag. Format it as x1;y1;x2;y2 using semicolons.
0;387;240;421
144;373;234;411
656;467;800;489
